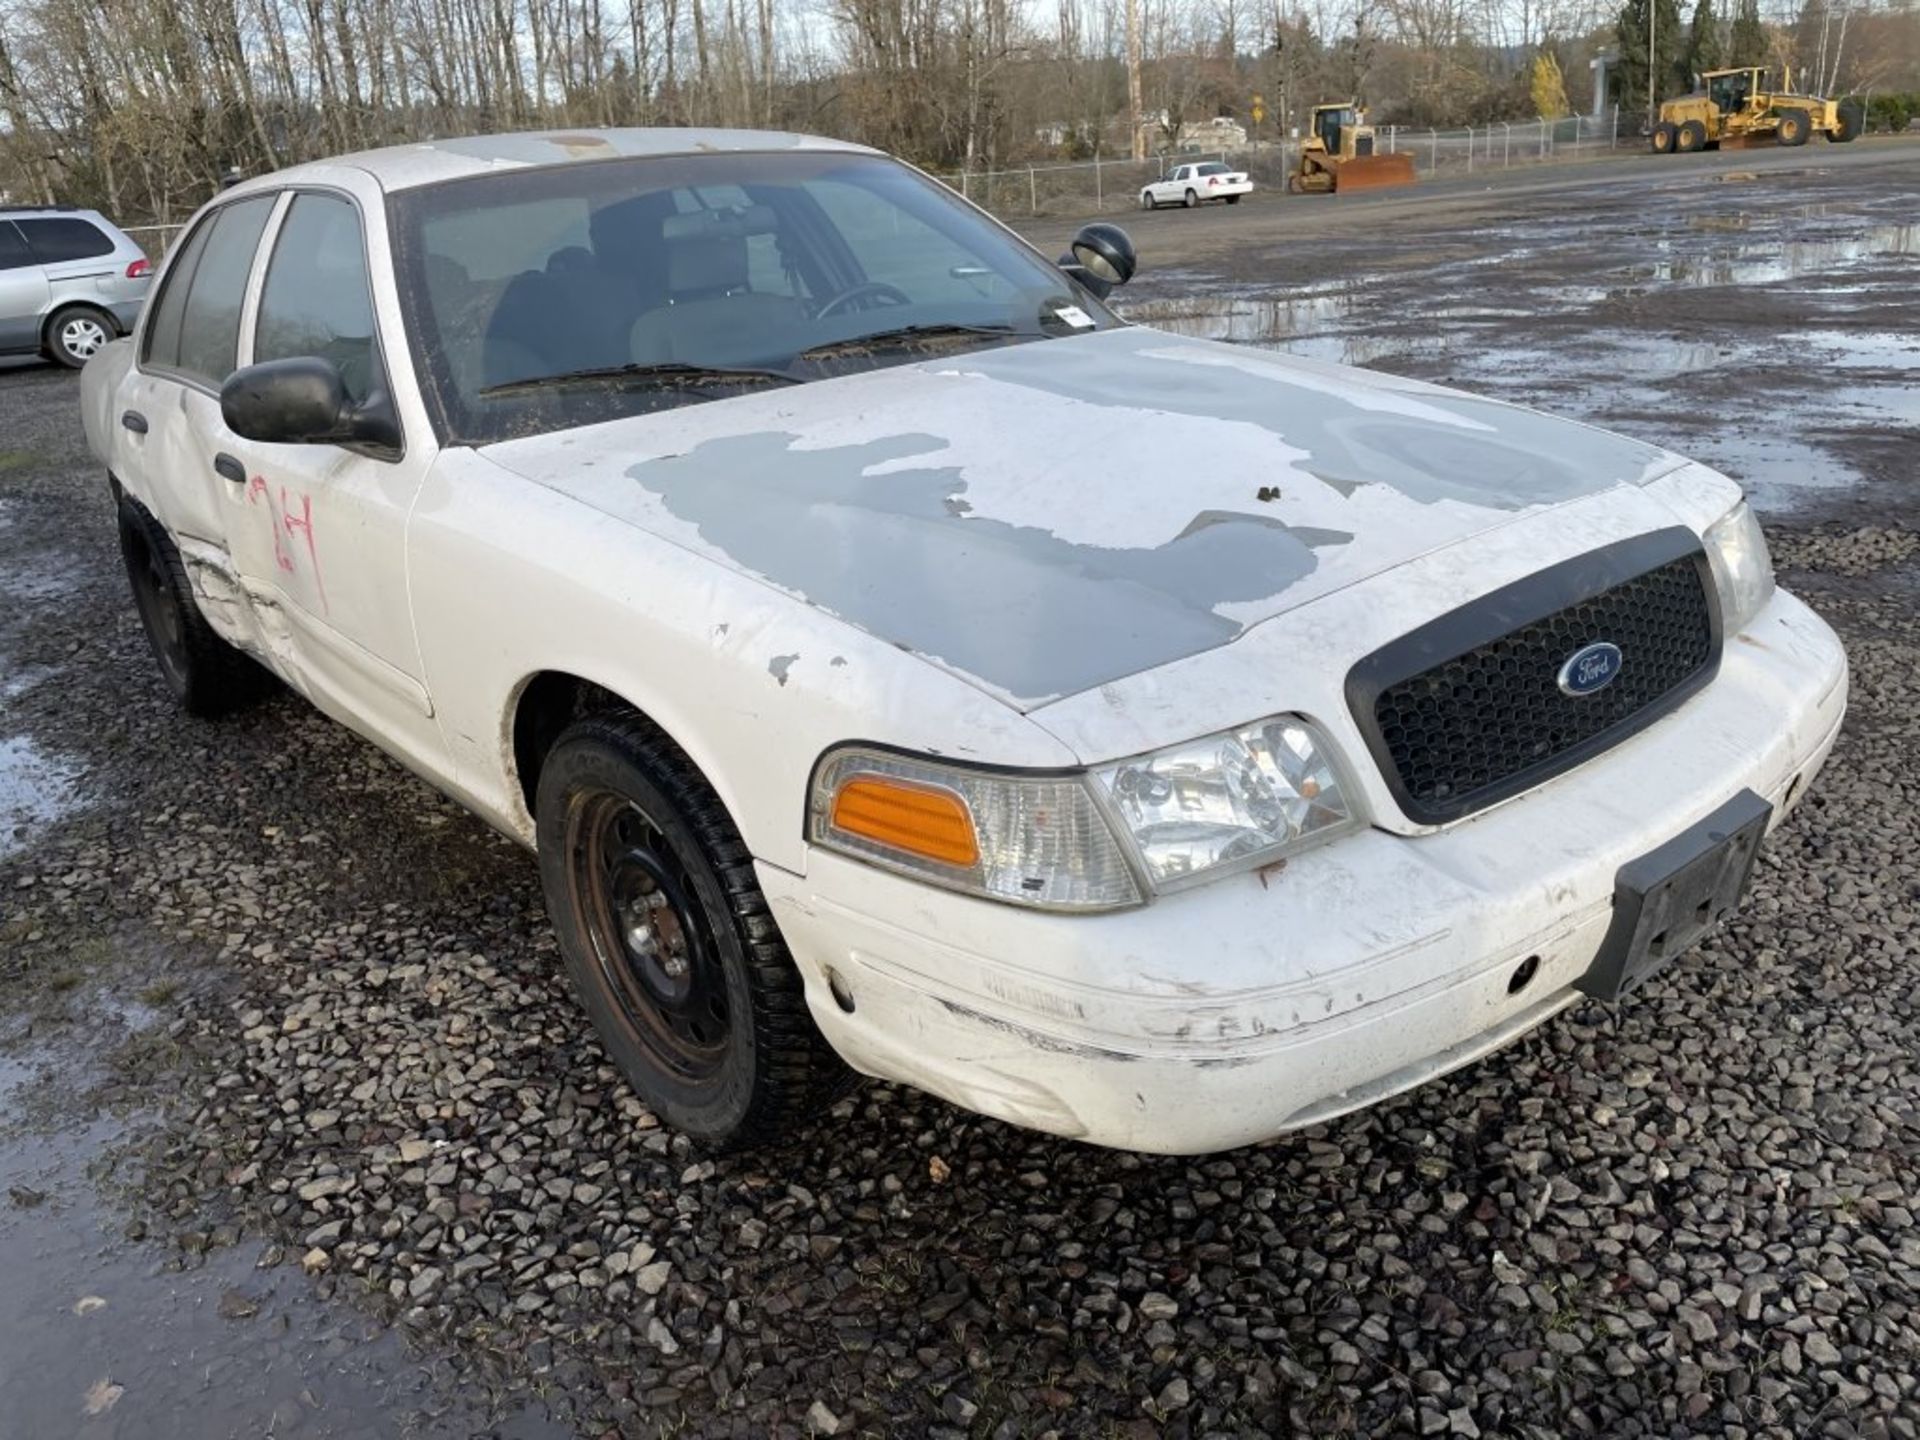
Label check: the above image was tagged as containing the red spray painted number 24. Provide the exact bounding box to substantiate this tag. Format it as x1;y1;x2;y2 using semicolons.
246;475;330;614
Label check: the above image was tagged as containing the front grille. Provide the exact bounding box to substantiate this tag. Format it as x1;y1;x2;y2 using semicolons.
1347;532;1720;823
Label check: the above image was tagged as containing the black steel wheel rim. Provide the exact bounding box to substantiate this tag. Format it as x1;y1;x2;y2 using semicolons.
568;791;730;1081
132;539;188;689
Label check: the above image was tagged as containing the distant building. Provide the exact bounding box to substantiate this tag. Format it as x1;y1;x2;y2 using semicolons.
1134;114;1248;153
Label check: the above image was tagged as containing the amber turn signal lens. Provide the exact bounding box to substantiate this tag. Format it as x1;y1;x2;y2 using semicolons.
830;776;980;868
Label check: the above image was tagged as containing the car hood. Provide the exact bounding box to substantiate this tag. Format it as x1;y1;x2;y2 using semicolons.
481;325;1686;710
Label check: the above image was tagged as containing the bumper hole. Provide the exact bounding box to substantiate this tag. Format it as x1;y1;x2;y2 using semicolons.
1507;954;1541;995
826;969;856;1014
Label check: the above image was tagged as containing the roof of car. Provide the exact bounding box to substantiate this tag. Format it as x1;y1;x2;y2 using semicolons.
231;128;882;196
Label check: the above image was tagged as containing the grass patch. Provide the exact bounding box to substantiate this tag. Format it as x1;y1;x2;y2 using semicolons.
137;979;181;1007
0;450;40;472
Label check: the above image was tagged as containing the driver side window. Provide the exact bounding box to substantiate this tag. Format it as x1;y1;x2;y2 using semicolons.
254;193;384;405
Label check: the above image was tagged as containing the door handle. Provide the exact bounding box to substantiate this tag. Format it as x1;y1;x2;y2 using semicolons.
121;410;148;434
213;453;247;485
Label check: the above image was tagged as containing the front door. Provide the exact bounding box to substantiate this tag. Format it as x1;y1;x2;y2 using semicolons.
218;189;444;765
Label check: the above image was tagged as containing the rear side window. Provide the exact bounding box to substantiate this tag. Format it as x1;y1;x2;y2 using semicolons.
255;194;382;405
0;222;31;271
17;217;115;263
143;197;273;385
175;198;274;383
141;217;216;370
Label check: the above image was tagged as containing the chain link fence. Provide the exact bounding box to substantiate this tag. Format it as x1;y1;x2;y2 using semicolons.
940;109;1630;219
114;110;1629;253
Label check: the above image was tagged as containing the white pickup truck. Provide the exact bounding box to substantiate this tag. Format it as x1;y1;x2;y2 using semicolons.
82;127;1845;1154
1140;161;1253;209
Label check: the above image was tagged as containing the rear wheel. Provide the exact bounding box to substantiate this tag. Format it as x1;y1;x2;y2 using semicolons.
47;305;114;368
1184;188;1197;208
1139;191;1155;210
1651;122;1678;154
1777;108;1811;146
1226;193;1241;204
1677;119;1708;153
1833;100;1864;142
535;711;848;1148
117;501;266;717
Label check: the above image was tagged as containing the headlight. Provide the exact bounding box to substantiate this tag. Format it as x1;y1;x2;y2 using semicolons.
1703;500;1775;633
809;748;1143;911
810;717;1363;910
1093;717;1360;890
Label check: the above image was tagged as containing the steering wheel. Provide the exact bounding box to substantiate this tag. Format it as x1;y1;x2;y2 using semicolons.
814;280;913;320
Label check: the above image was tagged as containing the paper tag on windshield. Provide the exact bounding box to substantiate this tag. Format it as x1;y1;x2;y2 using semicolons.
1053;305;1096;329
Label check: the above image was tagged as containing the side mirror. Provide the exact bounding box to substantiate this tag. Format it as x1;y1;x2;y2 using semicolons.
1058;222;1138;300
1072;223;1137;286
221;356;400;452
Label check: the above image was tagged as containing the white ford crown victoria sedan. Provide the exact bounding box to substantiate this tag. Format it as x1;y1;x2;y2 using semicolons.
81;129;1847;1154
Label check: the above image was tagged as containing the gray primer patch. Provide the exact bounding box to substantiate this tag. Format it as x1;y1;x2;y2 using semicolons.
961;328;1671;510
627;432;1348;705
768;653;799;685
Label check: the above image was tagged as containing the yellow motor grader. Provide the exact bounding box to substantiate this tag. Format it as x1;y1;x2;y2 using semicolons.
1651;67;1865;152
1288;103;1418;193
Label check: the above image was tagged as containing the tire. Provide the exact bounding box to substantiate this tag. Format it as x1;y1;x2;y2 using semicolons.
1834;101;1864;143
1288;173;1305;193
1777;108;1811;146
1139;191;1155;210
47;305;115;368
535;710;848;1148
1184;188;1197;208
1677;119;1708;153
1651;122;1677;154
117;500;266;717
1226;193;1241;204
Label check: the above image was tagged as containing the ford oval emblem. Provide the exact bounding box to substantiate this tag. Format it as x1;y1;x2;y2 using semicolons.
1558;641;1623;697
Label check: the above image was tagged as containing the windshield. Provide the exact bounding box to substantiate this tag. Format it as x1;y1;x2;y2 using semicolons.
388;150;1119;445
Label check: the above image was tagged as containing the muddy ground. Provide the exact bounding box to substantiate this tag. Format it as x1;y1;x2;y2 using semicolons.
2;143;1918;1439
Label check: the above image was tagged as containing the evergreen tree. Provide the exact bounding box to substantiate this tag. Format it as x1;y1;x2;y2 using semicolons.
1728;0;1769;67
1685;0;1724;83
1615;0;1689;116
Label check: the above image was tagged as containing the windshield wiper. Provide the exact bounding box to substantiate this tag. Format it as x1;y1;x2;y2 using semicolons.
798;322;1023;361
480;361;799;398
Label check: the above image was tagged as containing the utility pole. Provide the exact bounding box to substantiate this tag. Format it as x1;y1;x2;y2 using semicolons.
1128;0;1145;161
1647;0;1657;132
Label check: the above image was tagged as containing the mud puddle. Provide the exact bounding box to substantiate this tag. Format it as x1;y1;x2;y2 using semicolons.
1119;198;1918;517
0;733;81;861
0;982;570;1439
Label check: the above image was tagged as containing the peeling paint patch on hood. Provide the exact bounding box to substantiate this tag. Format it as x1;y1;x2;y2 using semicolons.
482;326;1686;708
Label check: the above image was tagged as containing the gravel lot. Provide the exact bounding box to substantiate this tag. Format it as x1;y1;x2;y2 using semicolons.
3;149;1918;1438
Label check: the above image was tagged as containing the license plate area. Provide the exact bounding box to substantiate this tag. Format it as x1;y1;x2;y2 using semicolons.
1580;788;1773;1003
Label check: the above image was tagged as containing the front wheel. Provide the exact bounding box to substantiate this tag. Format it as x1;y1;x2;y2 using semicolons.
536;712;848;1148
47;306;114;367
1183;188;1198;208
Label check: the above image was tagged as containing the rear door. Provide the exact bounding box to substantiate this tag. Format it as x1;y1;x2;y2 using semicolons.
117;195;278;549
0;221;49;353
217;187;443;759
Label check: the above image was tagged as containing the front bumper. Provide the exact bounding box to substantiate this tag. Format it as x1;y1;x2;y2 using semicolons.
760;587;1847;1153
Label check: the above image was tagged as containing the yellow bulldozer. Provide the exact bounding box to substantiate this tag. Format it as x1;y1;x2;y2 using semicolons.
1288;103;1418;194
1652;67;1865;152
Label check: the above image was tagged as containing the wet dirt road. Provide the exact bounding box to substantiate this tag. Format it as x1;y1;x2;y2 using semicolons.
3;145;1919;1438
